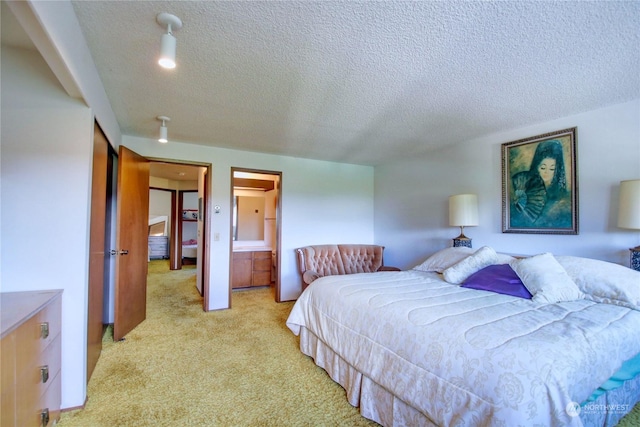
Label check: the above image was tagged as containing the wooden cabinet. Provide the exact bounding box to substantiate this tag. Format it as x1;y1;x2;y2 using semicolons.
252;251;272;286
1;290;62;427
232;250;272;289
232;251;253;288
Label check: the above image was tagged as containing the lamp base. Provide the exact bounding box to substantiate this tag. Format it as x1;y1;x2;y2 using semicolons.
630;247;640;272
452;226;472;248
453;237;472;248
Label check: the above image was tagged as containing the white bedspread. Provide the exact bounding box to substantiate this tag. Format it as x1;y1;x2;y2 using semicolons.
286;270;640;426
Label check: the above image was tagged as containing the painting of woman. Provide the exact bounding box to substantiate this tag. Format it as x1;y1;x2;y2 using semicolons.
502;128;577;234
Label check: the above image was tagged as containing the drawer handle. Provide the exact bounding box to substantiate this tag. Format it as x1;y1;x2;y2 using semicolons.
40;322;49;339
40;365;49;383
40;408;50;427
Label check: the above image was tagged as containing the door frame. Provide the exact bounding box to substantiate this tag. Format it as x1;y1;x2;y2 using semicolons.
147;157;212;311
230;167;283;303
149;186;178;268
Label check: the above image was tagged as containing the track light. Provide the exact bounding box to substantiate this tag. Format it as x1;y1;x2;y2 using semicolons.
156;13;182;69
157;116;170;143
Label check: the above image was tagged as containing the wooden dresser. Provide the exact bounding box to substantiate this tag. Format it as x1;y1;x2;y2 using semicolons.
148;236;169;259
232;250;272;289
1;290;63;427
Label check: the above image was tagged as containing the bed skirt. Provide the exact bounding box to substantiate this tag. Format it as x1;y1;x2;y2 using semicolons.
298;327;640;427
300;326;438;426
580;372;640;426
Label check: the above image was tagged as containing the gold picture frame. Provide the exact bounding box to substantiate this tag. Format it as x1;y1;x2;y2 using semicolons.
502;127;578;234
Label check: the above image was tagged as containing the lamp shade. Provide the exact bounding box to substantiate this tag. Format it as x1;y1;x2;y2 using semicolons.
449;194;479;227
618;179;640;229
157;13;182;69
157;115;170;143
159;33;177;69
158;125;168;143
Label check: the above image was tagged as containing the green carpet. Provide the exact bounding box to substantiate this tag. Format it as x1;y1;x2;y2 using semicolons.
59;260;640;426
58;261;375;426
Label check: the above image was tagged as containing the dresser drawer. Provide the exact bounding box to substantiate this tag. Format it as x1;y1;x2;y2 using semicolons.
19;334;61;402
1;290;62;427
38;371;61;427
1;332;17;427
233;251;252;260
148;236;169;259
253;257;271;271
15;301;61;387
253;250;271;260
35;299;61;351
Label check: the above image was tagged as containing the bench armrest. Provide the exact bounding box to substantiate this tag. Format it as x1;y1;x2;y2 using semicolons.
302;270;322;285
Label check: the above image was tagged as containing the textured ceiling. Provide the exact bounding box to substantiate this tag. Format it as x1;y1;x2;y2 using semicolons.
149;162;201;181
64;1;639;165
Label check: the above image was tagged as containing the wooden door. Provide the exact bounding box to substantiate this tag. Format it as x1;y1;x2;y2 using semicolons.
114;146;150;341
87;123;108;381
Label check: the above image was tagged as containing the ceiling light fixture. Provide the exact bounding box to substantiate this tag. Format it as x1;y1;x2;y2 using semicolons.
157;116;170;143
156;13;182;69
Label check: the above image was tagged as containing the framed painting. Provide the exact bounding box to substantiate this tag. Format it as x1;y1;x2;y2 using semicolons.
502;127;578;234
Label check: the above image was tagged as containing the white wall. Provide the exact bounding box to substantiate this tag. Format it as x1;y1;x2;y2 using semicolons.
375;100;640;269
122;136;375;307
1;46;93;409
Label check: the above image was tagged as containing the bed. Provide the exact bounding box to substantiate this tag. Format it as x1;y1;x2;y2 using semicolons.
286;247;640;426
182;239;198;264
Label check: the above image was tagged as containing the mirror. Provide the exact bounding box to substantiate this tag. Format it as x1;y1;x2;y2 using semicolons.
232;172;278;248
233;193;265;241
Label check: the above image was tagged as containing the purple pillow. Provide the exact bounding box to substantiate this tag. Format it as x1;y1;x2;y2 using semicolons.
461;264;532;299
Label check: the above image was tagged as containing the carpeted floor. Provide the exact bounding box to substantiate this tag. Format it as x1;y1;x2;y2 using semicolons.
59;260;640;426
58;260;375;426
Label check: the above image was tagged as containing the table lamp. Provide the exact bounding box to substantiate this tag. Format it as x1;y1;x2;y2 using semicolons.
618;179;640;271
449;194;478;248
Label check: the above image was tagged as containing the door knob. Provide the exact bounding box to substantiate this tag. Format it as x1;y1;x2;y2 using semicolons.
110;250;129;255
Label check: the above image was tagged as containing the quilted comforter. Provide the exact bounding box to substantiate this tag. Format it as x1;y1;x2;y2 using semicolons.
286;270;640;426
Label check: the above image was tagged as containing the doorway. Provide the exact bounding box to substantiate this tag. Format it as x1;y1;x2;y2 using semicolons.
230;168;283;302
149;161;209;296
105;150;212;343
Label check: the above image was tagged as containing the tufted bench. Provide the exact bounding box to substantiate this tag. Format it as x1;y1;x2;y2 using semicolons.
296;244;400;290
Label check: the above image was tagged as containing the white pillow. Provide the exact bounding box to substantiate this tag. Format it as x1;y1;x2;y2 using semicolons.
412;247;475;273
496;253;517;264
509;253;584;303
556;256;640;310
443;246;500;284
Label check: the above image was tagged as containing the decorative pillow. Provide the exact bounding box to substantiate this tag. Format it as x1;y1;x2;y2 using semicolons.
412;247;475;273
495;253;517;264
555;256;640;310
461;264;532;299
443;246;500;284
509;253;584;303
